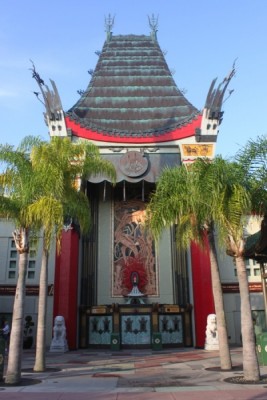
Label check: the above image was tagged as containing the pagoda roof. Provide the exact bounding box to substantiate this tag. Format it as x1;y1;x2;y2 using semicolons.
66;34;200;143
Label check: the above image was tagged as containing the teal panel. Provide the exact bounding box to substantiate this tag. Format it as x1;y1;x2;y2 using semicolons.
159;314;183;344
121;315;151;345
89;316;112;345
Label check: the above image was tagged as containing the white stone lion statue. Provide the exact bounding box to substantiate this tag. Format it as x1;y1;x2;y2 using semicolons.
50;315;68;352
204;313;219;350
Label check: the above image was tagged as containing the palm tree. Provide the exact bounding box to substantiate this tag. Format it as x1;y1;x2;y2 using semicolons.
149;156;262;380
0;139;42;385
27;137;116;372
146;158;232;371
221;189;260;381
27;199;63;373
233;135;267;378
206;158;260;381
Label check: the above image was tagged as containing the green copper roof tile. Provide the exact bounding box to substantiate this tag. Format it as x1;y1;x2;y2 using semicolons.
67;34;199;135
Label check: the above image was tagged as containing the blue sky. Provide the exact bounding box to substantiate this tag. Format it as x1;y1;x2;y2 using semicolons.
1;0;267;158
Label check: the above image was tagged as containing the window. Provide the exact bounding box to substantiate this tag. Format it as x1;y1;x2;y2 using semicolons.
8;239;18;280
9;260;17;269
8;270;16;279
10;250;17;258
27;240;37;280
7;238;38;280
254;269;261;276
27;271;35;279
28;260;36;269
29;249;36;258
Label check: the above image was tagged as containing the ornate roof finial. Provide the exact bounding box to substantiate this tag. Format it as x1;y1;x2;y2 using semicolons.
148;14;159;41
105;14;115;41
30;60;67;137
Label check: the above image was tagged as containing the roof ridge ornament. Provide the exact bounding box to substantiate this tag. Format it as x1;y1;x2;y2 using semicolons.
196;59;237;144
148;14;159;41
205;59;237;115
30;60;68;137
105;14;115;41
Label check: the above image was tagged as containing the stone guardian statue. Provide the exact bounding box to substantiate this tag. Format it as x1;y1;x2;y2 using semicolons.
50;316;69;352
204;314;219;350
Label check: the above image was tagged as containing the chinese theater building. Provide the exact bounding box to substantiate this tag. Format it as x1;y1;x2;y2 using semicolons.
33;17;235;350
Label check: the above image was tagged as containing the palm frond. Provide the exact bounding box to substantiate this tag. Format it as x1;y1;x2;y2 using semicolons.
236;135;267;214
147;155;253;252
17;135;46;153
0;195;20;219
62;187;91;235
26;196;64;251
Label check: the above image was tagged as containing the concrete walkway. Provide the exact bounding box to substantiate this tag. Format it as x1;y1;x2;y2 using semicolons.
1;347;267;399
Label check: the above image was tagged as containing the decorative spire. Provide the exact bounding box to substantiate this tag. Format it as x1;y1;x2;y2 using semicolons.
30;60;68;137
204;59;236;119
148;14;159;41
105;14;115;41
30;60;63;121
197;59;237;143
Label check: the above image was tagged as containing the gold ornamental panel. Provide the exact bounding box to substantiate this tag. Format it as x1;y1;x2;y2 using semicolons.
182;144;214;157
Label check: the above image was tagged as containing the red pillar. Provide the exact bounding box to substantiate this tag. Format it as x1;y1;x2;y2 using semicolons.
53;228;79;350
190;239;214;348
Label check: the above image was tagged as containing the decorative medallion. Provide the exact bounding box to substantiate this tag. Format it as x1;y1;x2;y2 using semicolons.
119;151;148;177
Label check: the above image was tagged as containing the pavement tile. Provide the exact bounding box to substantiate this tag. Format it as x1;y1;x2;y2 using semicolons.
135;363;161;369
2;346;267;400
116;393;174;399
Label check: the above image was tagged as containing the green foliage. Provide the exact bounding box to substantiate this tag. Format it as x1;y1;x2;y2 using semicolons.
28;137;115;248
0;135;116;252
236;134;267;215
0;141;40;228
27;196;64;250
147;156;252;251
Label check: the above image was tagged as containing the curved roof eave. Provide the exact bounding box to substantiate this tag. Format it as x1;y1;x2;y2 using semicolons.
65;114;202;144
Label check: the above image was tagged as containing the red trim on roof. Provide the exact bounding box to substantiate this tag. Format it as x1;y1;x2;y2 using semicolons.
65;115;202;144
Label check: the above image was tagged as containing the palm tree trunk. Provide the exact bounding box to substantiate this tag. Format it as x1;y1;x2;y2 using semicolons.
236;255;260;381
33;245;48;372
207;227;232;370
5;229;29;385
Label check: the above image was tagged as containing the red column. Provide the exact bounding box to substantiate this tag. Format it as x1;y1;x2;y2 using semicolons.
53;228;79;350
190;239;214;348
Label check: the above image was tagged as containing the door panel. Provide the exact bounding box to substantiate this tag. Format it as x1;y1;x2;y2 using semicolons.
159;314;183;344
89;316;112;345
121;315;151;345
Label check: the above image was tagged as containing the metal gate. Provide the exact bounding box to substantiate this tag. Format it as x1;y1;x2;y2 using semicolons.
89;315;112;345
159;314;183;344
121;314;151;345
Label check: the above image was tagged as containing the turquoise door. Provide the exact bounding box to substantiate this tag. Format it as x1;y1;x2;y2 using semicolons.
159;314;183;344
121;315;151;345
89;316;112;345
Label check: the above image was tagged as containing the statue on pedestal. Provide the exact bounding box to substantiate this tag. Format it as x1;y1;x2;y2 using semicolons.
204;314;219;350
125;271;146;304
50;316;68;352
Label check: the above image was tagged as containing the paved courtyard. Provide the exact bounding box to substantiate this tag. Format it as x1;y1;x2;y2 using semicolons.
1;347;267;399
